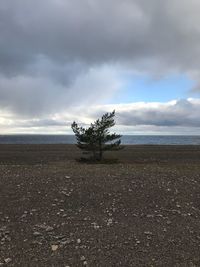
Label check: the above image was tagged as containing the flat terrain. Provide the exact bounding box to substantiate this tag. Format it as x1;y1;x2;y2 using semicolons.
0;145;200;266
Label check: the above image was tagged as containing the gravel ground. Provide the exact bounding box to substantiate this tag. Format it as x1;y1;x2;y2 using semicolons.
0;144;200;266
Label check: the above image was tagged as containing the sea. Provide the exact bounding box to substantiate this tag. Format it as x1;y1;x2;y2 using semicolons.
0;135;200;145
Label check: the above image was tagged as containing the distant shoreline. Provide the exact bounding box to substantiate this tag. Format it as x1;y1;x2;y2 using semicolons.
0;135;200;145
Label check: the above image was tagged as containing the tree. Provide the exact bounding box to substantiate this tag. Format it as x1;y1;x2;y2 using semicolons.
71;110;123;161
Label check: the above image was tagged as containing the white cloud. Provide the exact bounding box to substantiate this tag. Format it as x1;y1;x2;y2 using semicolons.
1;98;200;135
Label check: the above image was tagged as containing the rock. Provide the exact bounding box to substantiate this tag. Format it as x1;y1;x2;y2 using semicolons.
45;226;54;232
51;244;59;251
60;239;71;245
55;235;66;240
77;238;81;244
4;258;12;264
33;231;42;236
146;214;154;218
33;231;42;237
144;231;153;235
92;222;100;229
107;218;113;226
80;256;86;261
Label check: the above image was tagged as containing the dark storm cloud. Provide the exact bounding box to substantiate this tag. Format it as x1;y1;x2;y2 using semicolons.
116;99;200;127
1;0;200;118
1;0;200;72
0;0;147;71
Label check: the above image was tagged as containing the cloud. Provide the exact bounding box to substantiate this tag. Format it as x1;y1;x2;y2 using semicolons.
0;65;122;116
1;98;200;134
77;98;200;128
1;0;200;127
116;99;200;127
1;0;200;72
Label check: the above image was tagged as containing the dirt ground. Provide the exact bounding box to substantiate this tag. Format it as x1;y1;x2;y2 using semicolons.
0;144;200;266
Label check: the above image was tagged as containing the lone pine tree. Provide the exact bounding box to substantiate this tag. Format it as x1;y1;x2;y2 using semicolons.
71;110;123;161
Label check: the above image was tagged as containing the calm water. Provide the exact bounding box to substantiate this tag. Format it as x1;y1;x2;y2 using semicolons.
0;135;200;145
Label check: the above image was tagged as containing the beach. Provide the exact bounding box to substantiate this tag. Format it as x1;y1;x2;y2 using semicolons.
0;144;200;266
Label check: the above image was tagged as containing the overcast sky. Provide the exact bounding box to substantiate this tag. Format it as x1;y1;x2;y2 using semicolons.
1;0;200;134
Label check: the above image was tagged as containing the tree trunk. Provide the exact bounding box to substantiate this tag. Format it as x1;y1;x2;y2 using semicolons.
92;149;96;160
99;141;103;161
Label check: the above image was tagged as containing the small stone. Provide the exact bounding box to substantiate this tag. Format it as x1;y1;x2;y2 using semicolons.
147;214;154;218
33;231;42;237
83;261;87;266
60;239;71;245
4;258;12;264
92;222;100;229
107;218;113;226
45;226;54;232
77;238;81;244
144;231;153;235
80;256;86;261
55;235;66;240
51;244;59;251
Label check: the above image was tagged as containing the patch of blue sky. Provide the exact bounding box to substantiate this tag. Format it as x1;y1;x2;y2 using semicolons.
112;73;195;103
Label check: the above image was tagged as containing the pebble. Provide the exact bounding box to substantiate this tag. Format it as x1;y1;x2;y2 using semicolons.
80;256;86;261
4;258;12;264
144;231;153;235
51;244;59;251
45;226;54;232
107;218;113;226
92;222;100;229
33;231;42;237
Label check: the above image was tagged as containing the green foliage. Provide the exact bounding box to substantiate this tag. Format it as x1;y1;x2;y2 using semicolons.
71;110;123;161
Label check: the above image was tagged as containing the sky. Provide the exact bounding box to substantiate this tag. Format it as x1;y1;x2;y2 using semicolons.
1;0;200;135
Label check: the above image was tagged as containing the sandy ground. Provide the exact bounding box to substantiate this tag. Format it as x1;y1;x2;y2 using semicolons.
0;144;200;266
